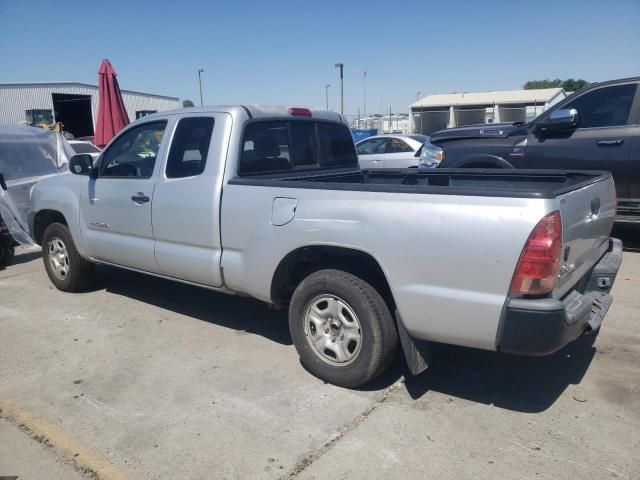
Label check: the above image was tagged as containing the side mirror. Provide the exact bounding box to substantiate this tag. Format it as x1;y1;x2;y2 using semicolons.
538;108;580;133
69;154;95;176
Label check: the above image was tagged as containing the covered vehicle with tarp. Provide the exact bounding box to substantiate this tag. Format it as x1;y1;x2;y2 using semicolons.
0;126;72;266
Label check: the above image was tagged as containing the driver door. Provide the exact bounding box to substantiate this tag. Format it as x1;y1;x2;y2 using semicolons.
526;82;638;201
79;120;170;272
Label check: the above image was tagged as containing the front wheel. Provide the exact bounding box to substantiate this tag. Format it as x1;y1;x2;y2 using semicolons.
42;223;94;292
289;269;398;388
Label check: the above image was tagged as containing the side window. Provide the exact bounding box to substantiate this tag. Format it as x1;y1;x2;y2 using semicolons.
356;138;386;155
166;117;214;178
317;123;358;167
563;84;637;128
25;109;53;126
291;122;317;167
240;121;291;174
100;121;167;178
385;138;413;153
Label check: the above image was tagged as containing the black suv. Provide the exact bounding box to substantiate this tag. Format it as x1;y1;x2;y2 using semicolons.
432;77;640;221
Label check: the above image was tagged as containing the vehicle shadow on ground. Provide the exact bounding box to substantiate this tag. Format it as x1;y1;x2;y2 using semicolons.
4;249;41;267
92;262;597;411
613;223;640;252
399;336;597;413
92;265;293;346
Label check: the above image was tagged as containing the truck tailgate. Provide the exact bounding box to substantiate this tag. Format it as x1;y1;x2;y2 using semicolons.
554;174;617;298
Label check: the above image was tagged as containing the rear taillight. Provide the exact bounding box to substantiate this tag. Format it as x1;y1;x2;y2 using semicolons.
510;211;562;296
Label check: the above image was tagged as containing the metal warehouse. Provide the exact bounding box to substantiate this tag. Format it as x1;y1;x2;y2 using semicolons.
0;82;180;138
410;88;568;135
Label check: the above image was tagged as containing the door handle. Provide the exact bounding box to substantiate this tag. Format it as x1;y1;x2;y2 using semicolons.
597;139;624;146
131;192;150;204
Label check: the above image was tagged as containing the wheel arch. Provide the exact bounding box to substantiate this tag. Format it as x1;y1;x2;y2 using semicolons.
453;154;514;169
270;245;396;312
33;209;68;245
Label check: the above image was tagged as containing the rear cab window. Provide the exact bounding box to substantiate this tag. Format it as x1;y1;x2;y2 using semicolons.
317;122;357;167
241;122;291;174
239;120;357;175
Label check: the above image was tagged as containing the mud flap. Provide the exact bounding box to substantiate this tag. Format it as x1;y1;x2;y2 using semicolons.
396;310;430;376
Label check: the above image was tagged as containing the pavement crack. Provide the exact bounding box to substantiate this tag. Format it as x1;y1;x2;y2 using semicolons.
0;269;41;280
281;380;405;479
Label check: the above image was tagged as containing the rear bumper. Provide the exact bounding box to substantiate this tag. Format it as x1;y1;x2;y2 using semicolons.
496;237;622;356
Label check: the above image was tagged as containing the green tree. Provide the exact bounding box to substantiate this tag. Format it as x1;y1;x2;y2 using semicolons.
561;78;589;92
183;99;195;108
523;78;589;91
523;79;563;89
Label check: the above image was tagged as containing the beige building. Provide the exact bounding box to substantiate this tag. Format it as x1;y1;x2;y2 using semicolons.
410;88;567;135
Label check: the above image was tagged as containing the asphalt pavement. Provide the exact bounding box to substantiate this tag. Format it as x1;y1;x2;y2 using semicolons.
1;226;638;479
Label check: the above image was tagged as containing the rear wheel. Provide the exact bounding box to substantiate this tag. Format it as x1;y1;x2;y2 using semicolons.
42;223;94;292
289;269;398;388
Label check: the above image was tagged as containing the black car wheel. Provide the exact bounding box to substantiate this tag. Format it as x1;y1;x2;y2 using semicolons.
42;223;94;292
289;269;398;388
0;239;14;267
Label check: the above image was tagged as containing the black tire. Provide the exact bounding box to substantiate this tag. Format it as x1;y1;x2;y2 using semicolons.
0;239;14;267
42;222;94;292
289;269;398;388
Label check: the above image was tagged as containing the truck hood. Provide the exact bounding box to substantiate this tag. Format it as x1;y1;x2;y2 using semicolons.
430;122;527;143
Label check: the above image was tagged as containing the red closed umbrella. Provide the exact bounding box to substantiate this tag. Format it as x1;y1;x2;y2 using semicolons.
95;59;130;148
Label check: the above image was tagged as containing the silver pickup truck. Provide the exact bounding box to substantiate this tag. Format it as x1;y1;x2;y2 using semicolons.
29;106;622;387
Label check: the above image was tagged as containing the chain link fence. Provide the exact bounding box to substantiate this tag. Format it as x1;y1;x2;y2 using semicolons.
343;104;548;136
343;114;411;134
412;104;547;135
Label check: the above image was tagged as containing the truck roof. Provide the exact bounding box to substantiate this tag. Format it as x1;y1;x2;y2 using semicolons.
140;105;345;123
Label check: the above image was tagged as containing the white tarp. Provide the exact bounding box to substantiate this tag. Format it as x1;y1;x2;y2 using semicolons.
0;126;72;246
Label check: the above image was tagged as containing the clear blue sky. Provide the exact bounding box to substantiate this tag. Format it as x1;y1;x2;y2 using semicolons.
1;0;638;116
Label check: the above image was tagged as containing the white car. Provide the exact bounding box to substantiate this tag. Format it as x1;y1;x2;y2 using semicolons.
68;140;102;162
355;134;429;169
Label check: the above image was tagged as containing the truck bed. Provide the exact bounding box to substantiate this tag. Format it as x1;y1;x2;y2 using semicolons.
229;168;612;199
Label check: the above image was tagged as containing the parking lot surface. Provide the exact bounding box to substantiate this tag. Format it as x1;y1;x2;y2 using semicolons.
1;226;639;480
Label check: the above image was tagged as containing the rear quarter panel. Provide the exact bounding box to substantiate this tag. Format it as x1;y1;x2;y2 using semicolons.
221;184;553;350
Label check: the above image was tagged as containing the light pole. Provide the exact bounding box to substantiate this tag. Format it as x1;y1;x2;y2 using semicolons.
416;91;422;134
363;70;367;118
325;83;330;111
198;69;204;106
335;63;344;116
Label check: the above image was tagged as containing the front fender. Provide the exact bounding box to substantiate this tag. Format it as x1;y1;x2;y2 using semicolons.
31;175;87;256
